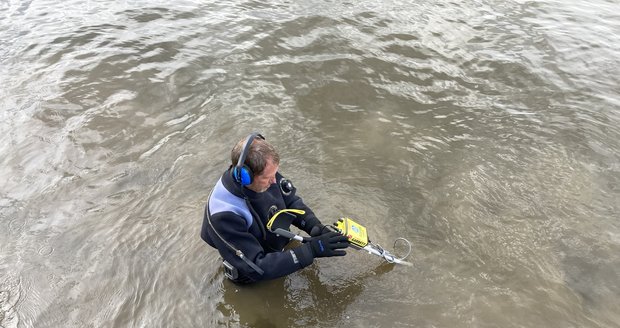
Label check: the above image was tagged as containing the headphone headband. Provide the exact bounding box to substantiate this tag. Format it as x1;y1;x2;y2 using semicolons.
236;132;265;169
234;132;265;186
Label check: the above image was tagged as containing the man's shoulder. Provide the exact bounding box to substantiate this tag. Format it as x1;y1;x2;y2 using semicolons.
208;178;253;228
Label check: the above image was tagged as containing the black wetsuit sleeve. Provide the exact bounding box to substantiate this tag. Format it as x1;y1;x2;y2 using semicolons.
206;211;314;283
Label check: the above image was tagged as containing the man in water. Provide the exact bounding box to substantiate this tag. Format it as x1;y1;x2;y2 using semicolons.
200;132;349;284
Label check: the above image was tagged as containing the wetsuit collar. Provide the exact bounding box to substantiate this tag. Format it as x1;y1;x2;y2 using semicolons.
221;168;246;198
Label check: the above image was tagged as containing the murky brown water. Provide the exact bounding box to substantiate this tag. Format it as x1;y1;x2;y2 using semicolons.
1;0;619;327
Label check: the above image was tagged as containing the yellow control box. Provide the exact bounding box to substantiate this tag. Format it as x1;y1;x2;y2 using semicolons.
335;217;369;248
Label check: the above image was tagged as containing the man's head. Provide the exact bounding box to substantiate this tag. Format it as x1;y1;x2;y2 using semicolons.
231;134;280;193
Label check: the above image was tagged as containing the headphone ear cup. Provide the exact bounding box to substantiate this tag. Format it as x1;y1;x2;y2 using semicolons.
239;165;253;186
232;167;240;183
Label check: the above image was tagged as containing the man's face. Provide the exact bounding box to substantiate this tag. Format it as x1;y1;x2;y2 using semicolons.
247;159;278;193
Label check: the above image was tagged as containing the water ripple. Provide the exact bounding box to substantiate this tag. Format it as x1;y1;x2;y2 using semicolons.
1;0;620;327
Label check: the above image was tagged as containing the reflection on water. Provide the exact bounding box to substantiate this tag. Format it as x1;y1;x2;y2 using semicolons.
1;0;619;327
218;261;396;327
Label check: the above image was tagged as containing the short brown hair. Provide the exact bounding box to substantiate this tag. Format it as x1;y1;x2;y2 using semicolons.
231;136;280;176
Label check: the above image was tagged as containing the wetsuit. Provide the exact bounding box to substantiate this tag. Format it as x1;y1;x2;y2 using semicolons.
200;168;324;283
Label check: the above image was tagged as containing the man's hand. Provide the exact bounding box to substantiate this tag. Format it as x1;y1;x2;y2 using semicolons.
310;224;332;237
307;231;349;258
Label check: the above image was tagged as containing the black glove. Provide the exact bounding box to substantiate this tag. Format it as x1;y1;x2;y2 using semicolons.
310;224;331;237
307;231;349;258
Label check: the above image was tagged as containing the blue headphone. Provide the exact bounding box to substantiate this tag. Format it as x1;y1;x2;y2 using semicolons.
232;132;265;186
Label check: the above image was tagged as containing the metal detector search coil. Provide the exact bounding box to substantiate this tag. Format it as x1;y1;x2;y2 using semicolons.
335;217;369;248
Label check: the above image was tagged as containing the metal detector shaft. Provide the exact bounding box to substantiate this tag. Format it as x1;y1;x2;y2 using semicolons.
274;228;412;266
273;228;310;242
362;244;413;267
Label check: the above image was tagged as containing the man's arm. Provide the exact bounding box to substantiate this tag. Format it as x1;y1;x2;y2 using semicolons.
206;211;315;282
